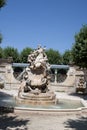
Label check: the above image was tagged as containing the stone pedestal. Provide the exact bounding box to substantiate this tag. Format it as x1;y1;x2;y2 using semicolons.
17;91;57;105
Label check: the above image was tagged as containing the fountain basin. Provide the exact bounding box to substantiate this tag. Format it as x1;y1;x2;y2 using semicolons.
12;98;87;115
0;90;87;115
0;95;84;110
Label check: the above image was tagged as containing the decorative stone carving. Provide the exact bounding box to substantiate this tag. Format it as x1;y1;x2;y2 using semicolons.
17;46;56;105
76;77;87;93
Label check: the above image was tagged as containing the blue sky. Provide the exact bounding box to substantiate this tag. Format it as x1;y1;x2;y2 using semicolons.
0;0;87;53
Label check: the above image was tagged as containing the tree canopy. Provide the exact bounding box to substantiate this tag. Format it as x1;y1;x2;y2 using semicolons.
0;0;7;44
0;47;3;58
46;49;62;64
3;46;20;62
0;0;6;8
20;47;33;63
62;50;73;65
72;25;87;68
0;33;3;44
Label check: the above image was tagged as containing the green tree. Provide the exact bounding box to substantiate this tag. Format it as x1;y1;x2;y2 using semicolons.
72;25;87;68
0;0;6;8
62;50;73;65
0;47;3;58
0;0;7;44
46;49;62;64
0;33;3;44
20;47;33;63
3;46;19;62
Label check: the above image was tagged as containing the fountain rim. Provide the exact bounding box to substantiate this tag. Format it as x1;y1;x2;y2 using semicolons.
13;98;87;113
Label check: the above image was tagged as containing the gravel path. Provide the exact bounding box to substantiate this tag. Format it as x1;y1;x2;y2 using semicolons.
0;112;87;130
1;89;87;130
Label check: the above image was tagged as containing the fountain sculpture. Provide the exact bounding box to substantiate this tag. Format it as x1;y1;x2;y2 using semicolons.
17;46;57;105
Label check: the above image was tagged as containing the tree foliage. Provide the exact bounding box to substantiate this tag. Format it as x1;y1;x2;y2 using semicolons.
3;46;19;62
62;50;73;65
20;47;33;63
46;48;62;64
72;25;87;68
0;47;3;58
0;33;3;44
0;0;7;44
0;0;6;8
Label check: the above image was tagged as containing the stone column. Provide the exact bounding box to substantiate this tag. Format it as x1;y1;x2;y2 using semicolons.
54;69;57;84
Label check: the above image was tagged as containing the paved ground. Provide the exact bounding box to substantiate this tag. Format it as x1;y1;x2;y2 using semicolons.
0;112;87;130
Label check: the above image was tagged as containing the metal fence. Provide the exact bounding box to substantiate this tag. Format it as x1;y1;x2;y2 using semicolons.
50;74;67;83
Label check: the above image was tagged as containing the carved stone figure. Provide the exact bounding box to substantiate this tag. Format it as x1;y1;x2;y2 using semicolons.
76;77;87;93
17;46;56;105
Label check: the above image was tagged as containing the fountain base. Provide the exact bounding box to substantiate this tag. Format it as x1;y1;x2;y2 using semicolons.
16;91;57;105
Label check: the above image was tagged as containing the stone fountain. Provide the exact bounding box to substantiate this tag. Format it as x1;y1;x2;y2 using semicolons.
17;46;57;105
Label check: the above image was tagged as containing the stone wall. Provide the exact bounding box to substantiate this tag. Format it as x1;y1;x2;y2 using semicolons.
0;62;20;89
